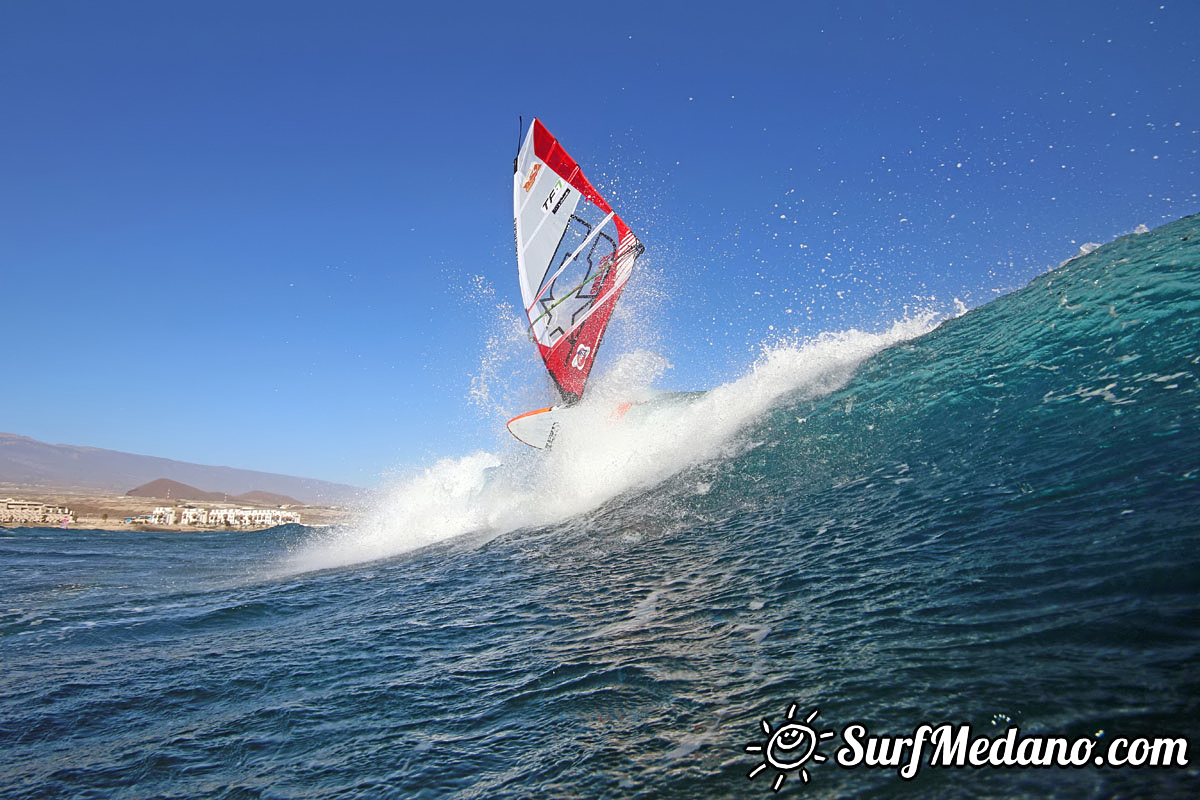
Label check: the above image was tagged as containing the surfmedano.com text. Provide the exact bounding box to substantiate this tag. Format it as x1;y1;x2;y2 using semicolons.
836;723;1189;780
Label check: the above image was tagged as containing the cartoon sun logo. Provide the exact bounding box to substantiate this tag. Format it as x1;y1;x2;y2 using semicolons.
745;704;836;792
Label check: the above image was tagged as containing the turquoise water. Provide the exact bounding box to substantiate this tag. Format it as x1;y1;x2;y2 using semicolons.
3;216;1198;798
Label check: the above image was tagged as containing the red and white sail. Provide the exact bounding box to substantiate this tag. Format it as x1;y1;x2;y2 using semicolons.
513;118;643;405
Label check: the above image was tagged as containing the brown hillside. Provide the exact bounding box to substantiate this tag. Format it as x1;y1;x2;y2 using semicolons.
235;490;303;507
126;478;225;502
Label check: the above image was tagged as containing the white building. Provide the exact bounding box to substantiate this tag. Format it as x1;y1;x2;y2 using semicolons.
180;508;209;526
179;506;299;529
1;499;75;525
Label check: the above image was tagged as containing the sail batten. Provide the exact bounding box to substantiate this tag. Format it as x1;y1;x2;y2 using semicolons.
513;118;643;404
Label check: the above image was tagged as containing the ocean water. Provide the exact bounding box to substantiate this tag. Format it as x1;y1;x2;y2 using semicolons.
3;215;1199;799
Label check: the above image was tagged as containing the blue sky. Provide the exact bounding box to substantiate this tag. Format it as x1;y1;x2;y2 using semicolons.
2;1;1197;487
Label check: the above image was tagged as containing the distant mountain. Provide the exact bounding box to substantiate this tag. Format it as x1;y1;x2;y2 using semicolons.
125;480;305;507
0;433;362;506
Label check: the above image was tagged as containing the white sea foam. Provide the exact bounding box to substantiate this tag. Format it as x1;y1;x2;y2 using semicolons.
285;313;939;573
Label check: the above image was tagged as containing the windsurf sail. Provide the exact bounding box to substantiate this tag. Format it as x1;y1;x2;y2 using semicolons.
513;118;644;405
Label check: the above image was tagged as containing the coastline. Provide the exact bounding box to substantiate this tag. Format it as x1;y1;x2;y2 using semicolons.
0;484;354;531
